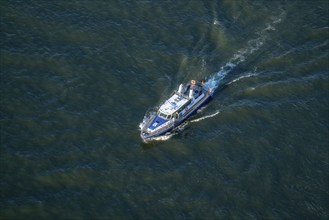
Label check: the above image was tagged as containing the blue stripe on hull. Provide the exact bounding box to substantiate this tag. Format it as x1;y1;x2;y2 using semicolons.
141;124;173;141
148;115;168;130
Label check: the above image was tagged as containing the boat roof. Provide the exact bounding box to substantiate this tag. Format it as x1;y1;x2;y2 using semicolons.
159;93;189;115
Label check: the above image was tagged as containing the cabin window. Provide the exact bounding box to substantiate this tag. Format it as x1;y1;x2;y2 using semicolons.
159;111;173;120
159;112;167;119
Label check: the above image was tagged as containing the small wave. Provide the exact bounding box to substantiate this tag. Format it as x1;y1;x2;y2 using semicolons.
190;111;220;123
226;72;259;85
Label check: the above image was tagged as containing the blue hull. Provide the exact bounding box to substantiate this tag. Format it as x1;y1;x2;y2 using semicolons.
141;95;211;142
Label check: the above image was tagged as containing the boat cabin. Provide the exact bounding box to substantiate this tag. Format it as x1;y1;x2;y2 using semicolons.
158;93;191;120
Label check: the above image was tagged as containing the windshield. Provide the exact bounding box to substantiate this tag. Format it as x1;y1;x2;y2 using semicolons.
158;111;172;120
159;112;167;119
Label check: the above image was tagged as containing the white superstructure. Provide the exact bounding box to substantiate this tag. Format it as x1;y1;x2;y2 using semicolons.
159;94;189;115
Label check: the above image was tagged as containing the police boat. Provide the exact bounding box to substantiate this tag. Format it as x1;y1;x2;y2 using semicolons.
140;80;212;142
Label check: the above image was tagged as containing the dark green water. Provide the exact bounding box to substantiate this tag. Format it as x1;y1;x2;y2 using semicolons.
1;0;328;219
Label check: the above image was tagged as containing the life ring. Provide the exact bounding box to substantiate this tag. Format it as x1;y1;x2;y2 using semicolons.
191;80;196;85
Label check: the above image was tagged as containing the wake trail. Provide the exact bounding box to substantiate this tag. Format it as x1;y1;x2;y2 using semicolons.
149;133;174;142
204;11;285;93
226;72;259;85
190;110;220;123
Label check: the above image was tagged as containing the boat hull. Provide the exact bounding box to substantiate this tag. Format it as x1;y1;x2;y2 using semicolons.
140;93;211;142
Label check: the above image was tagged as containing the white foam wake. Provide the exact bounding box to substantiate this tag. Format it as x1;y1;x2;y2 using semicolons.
204;62;236;93
190;111;220;123
226;72;259;85
204;11;285;93
149;133;174;142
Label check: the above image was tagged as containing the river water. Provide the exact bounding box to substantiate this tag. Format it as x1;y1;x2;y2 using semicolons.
1;1;328;219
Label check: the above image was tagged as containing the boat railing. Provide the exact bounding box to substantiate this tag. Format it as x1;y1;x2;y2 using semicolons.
141;112;156;131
